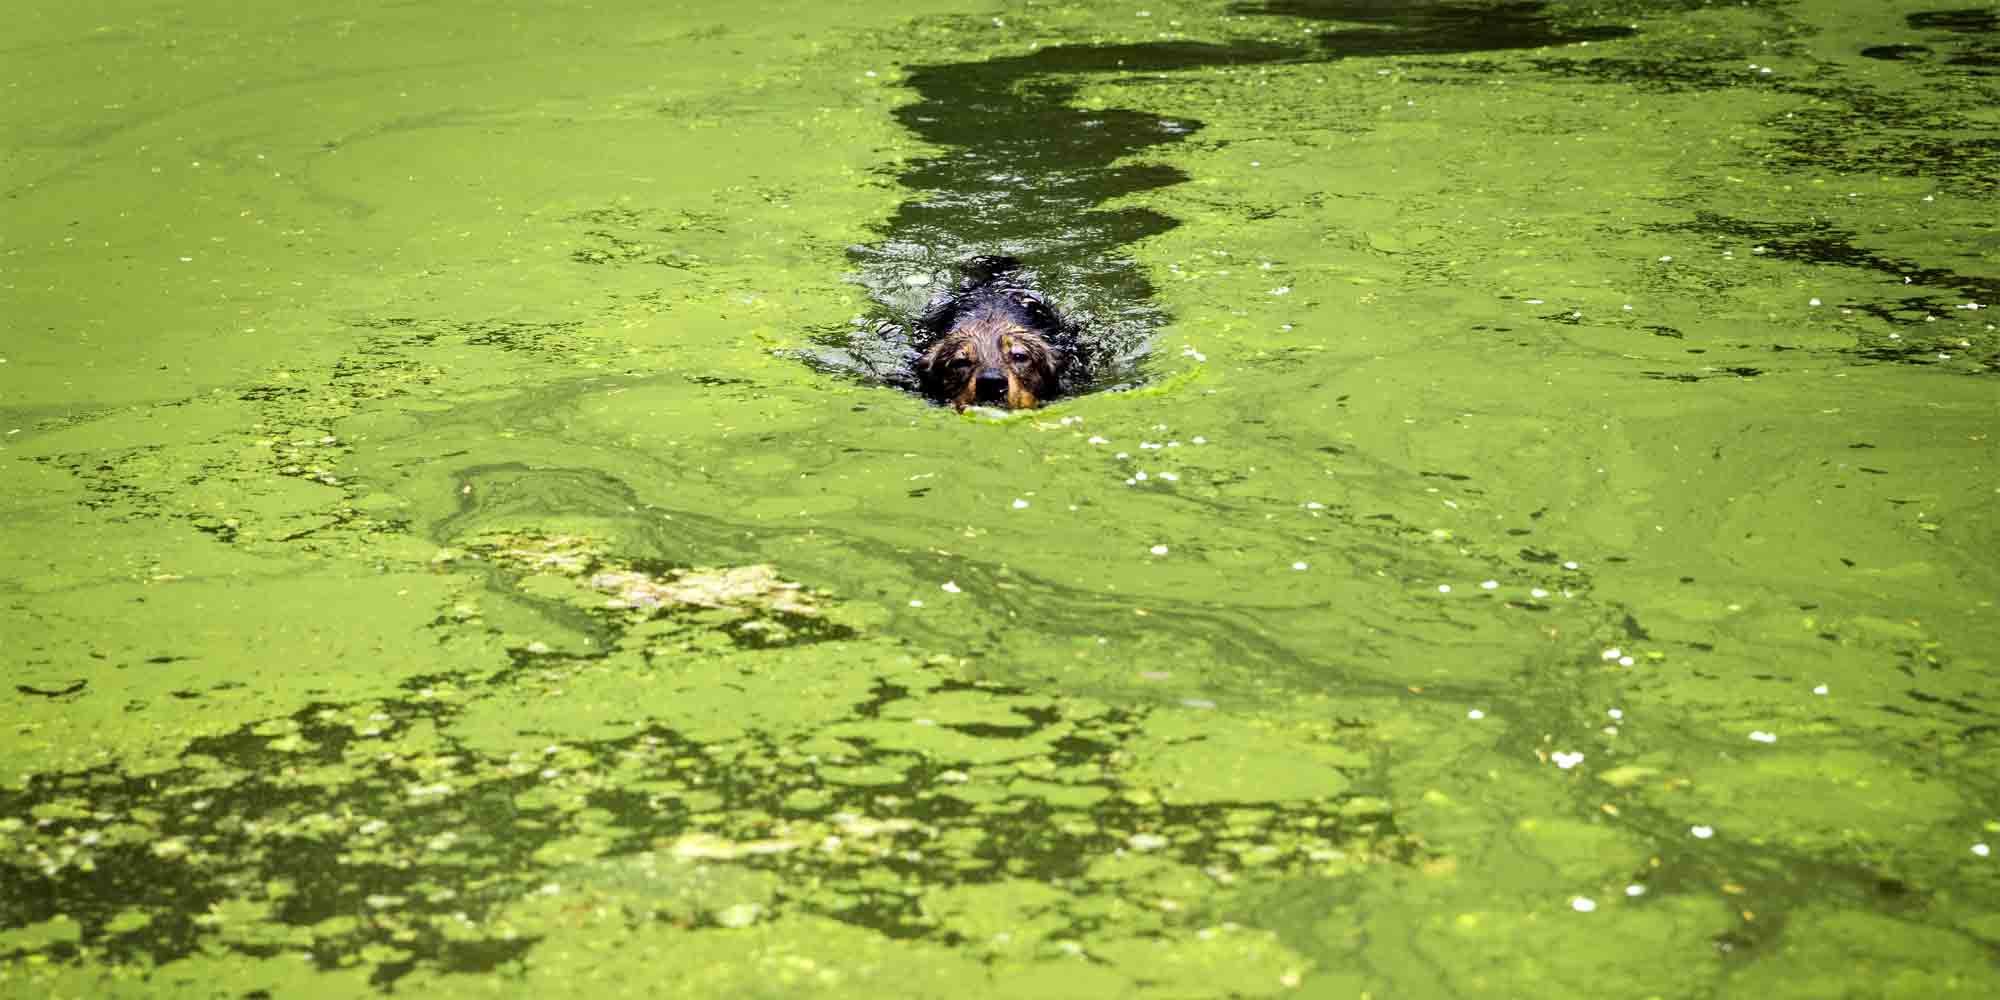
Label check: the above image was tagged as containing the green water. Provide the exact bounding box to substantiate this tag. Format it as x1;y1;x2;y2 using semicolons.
4;0;1996;995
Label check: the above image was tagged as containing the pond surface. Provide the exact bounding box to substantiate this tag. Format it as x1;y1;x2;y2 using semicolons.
3;0;1997;995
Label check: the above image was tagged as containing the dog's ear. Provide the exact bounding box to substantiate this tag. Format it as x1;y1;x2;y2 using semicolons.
913;334;969;399
1043;342;1073;378
916;295;962;340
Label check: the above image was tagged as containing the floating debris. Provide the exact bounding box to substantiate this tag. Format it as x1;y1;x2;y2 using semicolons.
592;565;817;616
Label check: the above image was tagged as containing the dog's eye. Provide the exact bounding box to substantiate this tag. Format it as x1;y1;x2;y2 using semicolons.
1008;350;1031;364
948;357;975;370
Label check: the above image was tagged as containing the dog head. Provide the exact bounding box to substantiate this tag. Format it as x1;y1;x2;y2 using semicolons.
914;261;1078;410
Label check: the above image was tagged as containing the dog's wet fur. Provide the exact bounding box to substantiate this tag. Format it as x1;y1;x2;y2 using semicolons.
911;257;1085;410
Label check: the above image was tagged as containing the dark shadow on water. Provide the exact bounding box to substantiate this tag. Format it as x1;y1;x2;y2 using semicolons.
807;2;1638;404
1234;0;1636;54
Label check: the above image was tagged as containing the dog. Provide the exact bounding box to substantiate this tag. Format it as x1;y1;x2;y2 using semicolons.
912;257;1083;410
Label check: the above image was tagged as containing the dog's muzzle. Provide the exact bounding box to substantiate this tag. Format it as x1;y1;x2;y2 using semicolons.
975;368;1009;404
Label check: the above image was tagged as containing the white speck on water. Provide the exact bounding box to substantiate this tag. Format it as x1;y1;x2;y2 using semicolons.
1607;708;1623;720
1088;435;1108;444
1974;843;1991;858
1618;655;1635;667
1180;698;1216;709
1304;501;1326;510
1128;832;1168;850
1135;471;1149;481
1562;560;1580;570
1158;472;1179;481
864;70;878;78
1809;297;1822;306
1658;255;1673;263
1622;303;1633;311
1292;561;1308;570
940;581;962;593
1480;579;1498;590
1570;897;1597;913
1625;884;1647;897
1140;441;1163;449
1150;544;1169;555
1271;286;1291;295
1749;731;1777;743
1812;684;1829;695
1525;298;1544;304
1012;498;1029;509
1437;584;1452;594
1690;825;1715;839
1601;647;1623;661
1192;436;1207;444
1552;751;1584;770
1115;451;1130;459
1467;709;1485;720
909;599;924;607
1530;587;1550;599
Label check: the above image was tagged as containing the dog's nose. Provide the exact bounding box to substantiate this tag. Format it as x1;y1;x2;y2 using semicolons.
975;369;1009;403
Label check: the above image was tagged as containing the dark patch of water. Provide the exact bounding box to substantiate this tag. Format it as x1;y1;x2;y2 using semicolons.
1233;0;1636;54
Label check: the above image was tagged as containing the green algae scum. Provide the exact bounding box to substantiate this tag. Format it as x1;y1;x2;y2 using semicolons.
4;0;1998;995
